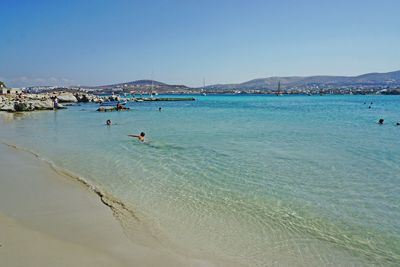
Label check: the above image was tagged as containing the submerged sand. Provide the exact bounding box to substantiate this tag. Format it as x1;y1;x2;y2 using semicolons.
0;143;216;267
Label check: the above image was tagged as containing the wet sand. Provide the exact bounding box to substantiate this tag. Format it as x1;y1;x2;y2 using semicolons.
0;143;215;267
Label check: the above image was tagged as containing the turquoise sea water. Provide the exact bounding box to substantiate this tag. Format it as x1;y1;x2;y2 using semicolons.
1;95;399;266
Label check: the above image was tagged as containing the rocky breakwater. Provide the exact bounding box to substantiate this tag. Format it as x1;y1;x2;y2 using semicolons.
127;97;196;102
0;92;103;112
0;94;56;112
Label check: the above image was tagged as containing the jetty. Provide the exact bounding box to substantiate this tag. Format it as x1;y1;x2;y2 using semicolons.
96;97;195;112
129;97;195;102
0;88;196;113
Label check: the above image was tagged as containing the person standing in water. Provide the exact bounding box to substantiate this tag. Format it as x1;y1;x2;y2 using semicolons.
128;132;145;142
116;101;123;110
53;96;59;109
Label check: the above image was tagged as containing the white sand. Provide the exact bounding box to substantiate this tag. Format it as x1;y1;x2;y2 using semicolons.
0;143;216;267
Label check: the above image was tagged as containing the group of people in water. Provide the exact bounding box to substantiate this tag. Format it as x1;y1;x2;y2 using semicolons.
364;101;373;109
104;106;163;142
377;118;400;125
104;102;397;141
379;118;400;126
364;101;399;126
105;119;146;141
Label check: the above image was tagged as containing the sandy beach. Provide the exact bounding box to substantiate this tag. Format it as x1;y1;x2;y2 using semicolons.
0;143;217;267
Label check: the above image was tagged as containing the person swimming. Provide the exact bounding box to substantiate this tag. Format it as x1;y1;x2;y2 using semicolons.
378;118;384;125
396;122;400;126
159;107;162;112
128;132;145;142
106;119;112;125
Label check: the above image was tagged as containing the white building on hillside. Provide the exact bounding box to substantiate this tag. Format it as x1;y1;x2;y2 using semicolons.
0;87;22;95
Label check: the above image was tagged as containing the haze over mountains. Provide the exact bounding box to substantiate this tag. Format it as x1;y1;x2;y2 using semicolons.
18;70;400;93
90;70;400;92
206;70;400;91
92;79;189;91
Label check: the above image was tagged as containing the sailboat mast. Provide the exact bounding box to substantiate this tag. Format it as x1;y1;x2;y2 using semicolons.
150;70;154;97
277;80;281;95
201;77;207;96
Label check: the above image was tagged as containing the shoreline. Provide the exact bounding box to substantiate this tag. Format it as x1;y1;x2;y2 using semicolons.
0;142;222;267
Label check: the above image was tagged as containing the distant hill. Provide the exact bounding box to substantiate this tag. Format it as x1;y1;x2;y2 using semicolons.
204;70;400;91
92;79;190;93
36;70;400;93
98;80;167;88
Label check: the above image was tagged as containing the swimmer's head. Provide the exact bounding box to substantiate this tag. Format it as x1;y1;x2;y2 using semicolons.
140;132;145;137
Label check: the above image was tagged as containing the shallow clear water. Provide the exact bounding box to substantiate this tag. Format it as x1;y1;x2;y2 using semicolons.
1;95;399;266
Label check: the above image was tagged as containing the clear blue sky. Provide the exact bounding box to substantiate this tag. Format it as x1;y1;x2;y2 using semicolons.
1;0;399;87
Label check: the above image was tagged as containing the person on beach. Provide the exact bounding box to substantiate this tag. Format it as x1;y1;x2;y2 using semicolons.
128;132;145;142
378;118;384;125
106;119;112;125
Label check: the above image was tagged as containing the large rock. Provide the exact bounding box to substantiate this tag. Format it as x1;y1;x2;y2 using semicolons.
14;102;35;112
75;94;90;102
26;94;50;101
0;103;15;112
92;96;103;103
0;94;69;112
74;93;101;102
57;93;78;103
30;100;54;110
107;95;120;101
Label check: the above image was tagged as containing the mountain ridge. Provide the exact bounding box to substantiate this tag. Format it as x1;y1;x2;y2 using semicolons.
204;70;400;91
93;70;400;92
27;70;400;93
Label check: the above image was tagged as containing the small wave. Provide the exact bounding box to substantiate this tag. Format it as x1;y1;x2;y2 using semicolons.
146;142;186;151
0;140;239;265
128;139;186;151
